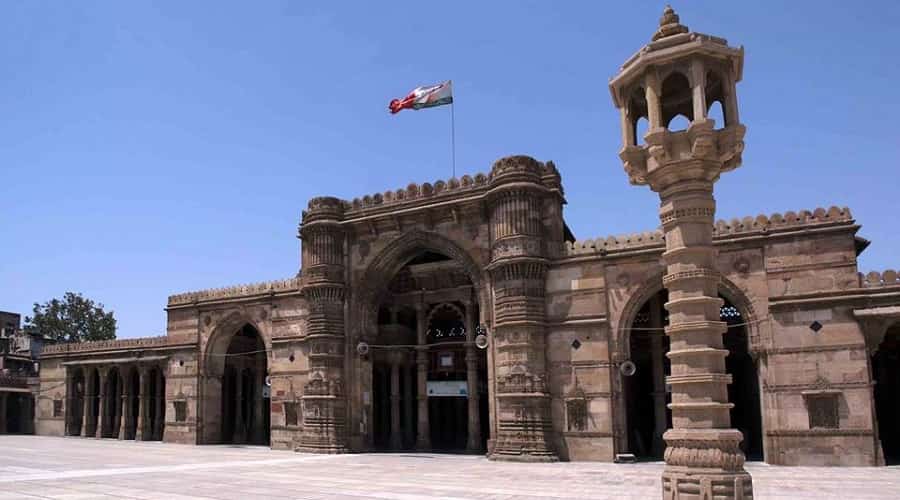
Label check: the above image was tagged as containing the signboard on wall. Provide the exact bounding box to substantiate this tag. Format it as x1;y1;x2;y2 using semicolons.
427;380;468;397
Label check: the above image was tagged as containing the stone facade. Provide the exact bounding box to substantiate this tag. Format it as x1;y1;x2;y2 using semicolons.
34;8;900;476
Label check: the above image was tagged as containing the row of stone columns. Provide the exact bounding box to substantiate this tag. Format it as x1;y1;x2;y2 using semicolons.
404;298;481;452
223;359;268;445
68;365;165;441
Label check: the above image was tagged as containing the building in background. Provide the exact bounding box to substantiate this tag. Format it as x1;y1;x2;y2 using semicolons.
0;311;41;434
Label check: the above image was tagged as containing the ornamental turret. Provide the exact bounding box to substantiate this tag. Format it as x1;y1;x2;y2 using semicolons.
609;7;753;499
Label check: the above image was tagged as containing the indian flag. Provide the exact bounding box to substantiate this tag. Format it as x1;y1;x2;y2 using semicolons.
389;81;453;114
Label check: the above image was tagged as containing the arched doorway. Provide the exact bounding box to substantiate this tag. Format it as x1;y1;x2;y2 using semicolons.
622;289;763;461
369;250;488;453
210;324;270;445
873;323;900;464
67;369;85;436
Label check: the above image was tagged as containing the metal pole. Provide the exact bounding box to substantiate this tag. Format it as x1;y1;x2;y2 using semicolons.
450;100;456;178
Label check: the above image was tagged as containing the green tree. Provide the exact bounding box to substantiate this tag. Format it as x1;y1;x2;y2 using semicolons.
24;292;116;343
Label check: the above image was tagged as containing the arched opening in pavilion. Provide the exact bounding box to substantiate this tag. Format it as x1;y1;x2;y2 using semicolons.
67;368;86;436
873;323;900;464
622;289;763;461
215;324;270;445
370;250;488;452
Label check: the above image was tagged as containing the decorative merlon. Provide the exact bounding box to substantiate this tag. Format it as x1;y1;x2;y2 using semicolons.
41;335;169;355
346;172;490;213
859;270;900;288
167;277;302;306
301;160;563;221
565;206;853;256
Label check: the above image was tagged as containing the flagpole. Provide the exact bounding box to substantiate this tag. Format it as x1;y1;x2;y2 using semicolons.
450;100;456;178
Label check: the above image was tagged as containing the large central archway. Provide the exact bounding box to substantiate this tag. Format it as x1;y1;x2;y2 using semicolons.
202;322;270;445
358;232;489;454
368;250;489;452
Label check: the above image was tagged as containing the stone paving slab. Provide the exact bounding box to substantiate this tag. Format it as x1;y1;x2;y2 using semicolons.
1;436;898;499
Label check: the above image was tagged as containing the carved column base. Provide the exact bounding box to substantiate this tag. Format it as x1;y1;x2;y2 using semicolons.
487;395;558;462
295;396;348;454
662;429;753;499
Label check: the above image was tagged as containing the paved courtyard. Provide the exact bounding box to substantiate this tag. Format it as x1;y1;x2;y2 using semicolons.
0;436;898;499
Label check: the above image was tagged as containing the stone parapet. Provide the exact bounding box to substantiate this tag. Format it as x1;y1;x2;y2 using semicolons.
859;270;900;288
167;277;302;306
41;335;169;356
564;206;853;256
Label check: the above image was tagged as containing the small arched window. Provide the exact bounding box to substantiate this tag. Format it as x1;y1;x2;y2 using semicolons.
705;71;728;128
661;71;693;128
628;86;648;146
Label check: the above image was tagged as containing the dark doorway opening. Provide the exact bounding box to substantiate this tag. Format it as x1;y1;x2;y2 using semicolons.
873;324;900;465
623;290;764;461
371;250;488;453
220;324;270;445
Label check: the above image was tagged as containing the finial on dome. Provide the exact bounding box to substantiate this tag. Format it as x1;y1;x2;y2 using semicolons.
652;5;689;41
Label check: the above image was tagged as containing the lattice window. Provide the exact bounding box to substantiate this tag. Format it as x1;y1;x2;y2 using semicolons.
720;304;742;320
284;402;299;426
806;394;839;429
566;399;587;432
52;399;63;417
174;401;187;422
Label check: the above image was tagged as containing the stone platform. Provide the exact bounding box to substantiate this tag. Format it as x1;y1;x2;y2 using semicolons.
0;436;898;499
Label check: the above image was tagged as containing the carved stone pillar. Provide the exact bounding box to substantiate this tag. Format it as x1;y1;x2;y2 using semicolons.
389;359;402;450
233;364;245;444
135;367;148;441
153;369;164;441
404;362;415;447
119;371;130;440
253;366;266;444
464;300;481;451
609;7;752;497
81;369;93;437
297;197;348;453
95;368;108;438
486;155;563;462
414;301;431;450
113;371;124;440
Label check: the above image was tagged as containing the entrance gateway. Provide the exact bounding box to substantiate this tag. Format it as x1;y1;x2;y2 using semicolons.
368;251;489;452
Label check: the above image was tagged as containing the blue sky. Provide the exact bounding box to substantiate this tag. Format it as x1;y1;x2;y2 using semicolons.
2;1;898;338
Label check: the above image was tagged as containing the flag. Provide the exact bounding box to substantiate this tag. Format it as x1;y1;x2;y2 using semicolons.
389;81;453;114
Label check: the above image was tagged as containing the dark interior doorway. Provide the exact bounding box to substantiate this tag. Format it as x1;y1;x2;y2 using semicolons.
624;290;764;461
220;324;270;445
873;324;900;465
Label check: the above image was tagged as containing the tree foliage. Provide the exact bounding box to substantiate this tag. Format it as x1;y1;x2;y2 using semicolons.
24;292;117;343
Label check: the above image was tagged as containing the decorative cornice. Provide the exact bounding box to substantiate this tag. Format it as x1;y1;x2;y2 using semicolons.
167;277;302;306
564;206;854;257
41;336;171;356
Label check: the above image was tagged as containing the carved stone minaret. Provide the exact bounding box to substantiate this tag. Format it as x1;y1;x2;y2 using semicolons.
486;155;563;462
297;196;348;453
609;7;753;499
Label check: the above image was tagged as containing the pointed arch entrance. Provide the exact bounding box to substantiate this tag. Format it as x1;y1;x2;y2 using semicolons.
620;288;764;461
359;233;489;454
202;322;270;445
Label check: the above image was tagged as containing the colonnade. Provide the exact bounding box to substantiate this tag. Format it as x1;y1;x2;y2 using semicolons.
65;364;165;441
220;357;268;445
381;298;482;452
